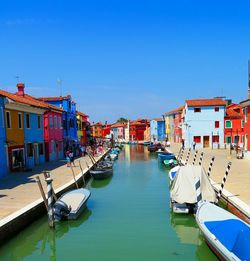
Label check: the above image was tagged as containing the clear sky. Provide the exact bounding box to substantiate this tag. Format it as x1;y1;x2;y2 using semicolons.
1;0;250;123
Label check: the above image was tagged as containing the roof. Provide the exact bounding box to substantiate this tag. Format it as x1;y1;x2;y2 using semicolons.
92;122;103;126
225;104;243;119
111;122;127;128
130;119;149;126
77;111;88;117
186;98;226;107
0;90;64;112
167;106;184;115
38;95;71;102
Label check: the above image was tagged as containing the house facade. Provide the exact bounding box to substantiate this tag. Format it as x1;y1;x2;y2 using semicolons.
77;111;91;145
129;119;149;141
224;104;244;147
38;95;78;149
150;119;166;142
0;96;7;177
102;123;111;139
171;106;184;143
182;98;226;149
92;122;103;138
111;122;126;141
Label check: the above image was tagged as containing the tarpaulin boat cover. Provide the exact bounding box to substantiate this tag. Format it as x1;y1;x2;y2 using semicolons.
170;165;216;204
205;219;250;260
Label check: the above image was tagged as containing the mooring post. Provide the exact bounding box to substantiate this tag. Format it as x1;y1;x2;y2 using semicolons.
79;160;85;186
178;148;185;165
195;176;202;204
43;171;57;201
71;166;79;189
185;148;191;165
207;156;215;177
177;147;183;161
198;152;204;166
217;162;232;202
192;150;198;165
36;176;48;211
45;173;55;228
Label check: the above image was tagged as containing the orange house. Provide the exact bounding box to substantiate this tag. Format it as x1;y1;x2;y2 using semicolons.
91;122;103;138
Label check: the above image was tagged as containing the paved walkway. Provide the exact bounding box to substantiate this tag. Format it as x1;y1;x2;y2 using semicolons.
169;143;250;206
0;153;104;220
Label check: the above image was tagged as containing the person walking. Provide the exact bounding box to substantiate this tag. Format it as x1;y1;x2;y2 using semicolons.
69;151;75;167
66;149;71;167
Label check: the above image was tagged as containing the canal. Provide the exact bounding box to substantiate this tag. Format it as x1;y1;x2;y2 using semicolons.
0;145;217;261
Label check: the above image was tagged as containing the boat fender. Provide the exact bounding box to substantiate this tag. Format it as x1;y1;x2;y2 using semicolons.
54;200;71;221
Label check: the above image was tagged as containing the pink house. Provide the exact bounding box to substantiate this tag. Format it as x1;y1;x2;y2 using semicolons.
44;106;64;161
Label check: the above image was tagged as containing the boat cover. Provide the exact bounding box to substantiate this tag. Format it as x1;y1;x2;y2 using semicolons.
170;165;216;204
204;219;250;260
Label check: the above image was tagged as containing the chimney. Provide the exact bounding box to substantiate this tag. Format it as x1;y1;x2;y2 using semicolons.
17;83;25;96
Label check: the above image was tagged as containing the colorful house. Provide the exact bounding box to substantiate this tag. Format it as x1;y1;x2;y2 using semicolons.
150;118;166;142
240;92;250;158
144;125;150;142
111;122;126;141
224;104;244;147
0;84;50;170
91;122;103;138
182;98;226;149
129;119;149;141
102;123;111;139
0;96;7;177
38;95;78;149
124;122;130;142
77;111;91;145
165;114;171;141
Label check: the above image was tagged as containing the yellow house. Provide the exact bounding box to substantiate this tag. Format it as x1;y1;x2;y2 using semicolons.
165;113;170;141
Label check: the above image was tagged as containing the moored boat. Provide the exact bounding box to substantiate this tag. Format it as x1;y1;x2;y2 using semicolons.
170;165;216;214
158;153;176;163
168;165;180;181
53;188;91;221
90;168;113;180
163;158;178;168
196;201;250;261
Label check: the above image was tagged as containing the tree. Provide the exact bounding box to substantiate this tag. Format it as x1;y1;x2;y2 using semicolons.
116;117;128;123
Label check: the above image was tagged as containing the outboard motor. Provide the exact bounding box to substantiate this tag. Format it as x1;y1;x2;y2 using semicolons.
53;200;71;221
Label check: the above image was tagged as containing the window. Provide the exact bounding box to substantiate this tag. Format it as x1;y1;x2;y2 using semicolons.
225;120;232;128
27;143;33;157
26;114;30;128
215;121;219;128
39;143;44;155
215;107;219;112
6;111;11;128
63;119;66;130
226;136;231;144
194;108;201;113
242;120;245;128
242;135;245;143
12;148;25;168
54;116;57;129
245;107;248;123
18;113;22;129
49;116;53;128
212;135;219;143
58;117;61;129
193;136;201;143
37;115;41;129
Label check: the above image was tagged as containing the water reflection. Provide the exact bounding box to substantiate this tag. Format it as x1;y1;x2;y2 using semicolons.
90;176;112;188
0;208;92;261
124;144;149;162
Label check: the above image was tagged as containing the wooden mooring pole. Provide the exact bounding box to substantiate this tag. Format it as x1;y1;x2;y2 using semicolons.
35;176;48;211
45;173;55;228
43;171;57;201
78;160;86;186
70;166;79;189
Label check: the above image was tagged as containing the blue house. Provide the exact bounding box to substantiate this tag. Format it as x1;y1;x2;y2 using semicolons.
150;119;166;142
0;96;7;178
182;98;226;149
38;95;78;149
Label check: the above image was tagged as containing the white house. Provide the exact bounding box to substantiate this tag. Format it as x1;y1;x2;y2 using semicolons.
182;98;226;149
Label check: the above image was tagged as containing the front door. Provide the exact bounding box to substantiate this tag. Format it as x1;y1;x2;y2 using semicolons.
203;136;210;148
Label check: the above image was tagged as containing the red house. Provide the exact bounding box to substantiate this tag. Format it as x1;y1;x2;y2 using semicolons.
240;96;250;158
172;106;184;143
224;104;244;146
102;124;111;139
129;119;149;141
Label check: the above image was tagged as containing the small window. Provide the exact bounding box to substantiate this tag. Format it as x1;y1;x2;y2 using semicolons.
39;143;44;155
6;111;11;128
242;135;245;143
54;116;57;129
37;115;41;129
27;143;33;157
18;113;22;129
49;116;53;128
193;136;201;143
26;114;30;129
194;108;201;113
212;135;219;143
63;119;66;130
215;107;219;112
225;120;232;128
226;136;231;144
234;135;239;143
215;121;219;128
242;120;245;128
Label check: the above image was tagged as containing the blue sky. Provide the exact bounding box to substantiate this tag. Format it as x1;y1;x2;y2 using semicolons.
0;0;250;122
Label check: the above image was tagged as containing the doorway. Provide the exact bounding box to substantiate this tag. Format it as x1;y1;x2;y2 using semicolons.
203;136;210;148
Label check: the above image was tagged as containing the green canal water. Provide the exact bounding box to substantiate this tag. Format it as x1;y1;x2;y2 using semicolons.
0;145;218;261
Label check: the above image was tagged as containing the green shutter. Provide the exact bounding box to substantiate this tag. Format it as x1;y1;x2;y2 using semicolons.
226;136;231;144
226;121;232;128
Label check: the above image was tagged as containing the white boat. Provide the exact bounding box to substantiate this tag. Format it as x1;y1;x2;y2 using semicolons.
196;201;250;261
53;188;91;221
170;165;216;214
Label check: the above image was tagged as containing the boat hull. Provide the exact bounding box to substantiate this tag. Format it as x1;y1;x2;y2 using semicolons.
90;168;113;180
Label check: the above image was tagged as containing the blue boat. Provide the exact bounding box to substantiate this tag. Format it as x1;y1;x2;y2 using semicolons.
158;153;176;163
168;166;180;181
196;202;250;261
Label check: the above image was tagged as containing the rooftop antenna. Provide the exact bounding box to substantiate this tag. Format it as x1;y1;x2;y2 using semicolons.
57;78;62;96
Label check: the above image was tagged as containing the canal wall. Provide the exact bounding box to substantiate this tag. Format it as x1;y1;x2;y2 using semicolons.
0;151;109;245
